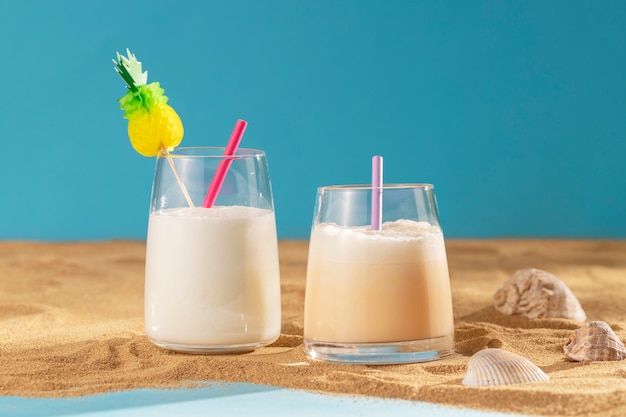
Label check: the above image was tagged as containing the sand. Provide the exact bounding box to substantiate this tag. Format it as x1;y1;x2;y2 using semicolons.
0;239;625;416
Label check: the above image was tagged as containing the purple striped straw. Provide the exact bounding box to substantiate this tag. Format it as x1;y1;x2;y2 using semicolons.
370;155;383;230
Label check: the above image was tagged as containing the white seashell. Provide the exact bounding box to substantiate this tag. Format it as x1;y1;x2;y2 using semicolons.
493;268;586;321
564;321;626;362
462;348;550;387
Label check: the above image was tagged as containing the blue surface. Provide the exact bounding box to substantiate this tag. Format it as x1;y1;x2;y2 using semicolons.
1;1;625;240
0;383;530;417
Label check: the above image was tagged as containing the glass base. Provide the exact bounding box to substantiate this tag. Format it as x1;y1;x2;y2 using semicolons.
148;336;278;354
303;335;455;364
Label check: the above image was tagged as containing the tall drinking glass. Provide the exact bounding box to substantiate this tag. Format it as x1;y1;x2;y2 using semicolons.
303;184;455;364
144;147;281;353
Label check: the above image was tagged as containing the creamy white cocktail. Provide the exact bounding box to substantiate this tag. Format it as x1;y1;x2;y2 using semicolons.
143;146;281;353
113;54;280;354
145;206;281;352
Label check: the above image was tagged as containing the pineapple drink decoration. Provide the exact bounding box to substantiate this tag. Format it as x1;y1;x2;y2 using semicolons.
114;49;183;156
113;49;193;206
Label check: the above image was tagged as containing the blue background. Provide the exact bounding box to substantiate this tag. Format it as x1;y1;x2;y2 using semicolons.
1;0;624;240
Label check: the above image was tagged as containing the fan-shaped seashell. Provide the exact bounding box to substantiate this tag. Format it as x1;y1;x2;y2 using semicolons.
462;348;550;387
563;321;626;362
493;268;586;321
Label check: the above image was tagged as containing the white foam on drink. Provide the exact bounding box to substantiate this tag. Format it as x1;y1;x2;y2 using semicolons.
316;220;442;240
311;220;447;263
155;205;270;219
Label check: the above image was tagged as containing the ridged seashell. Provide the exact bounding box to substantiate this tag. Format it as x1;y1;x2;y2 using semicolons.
462;348;550;387
494;268;586;321
563;321;626;362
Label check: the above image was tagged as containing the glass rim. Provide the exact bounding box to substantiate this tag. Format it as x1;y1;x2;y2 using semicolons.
164;146;266;158
318;183;434;191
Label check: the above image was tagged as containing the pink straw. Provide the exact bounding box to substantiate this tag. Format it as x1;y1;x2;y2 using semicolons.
370;155;383;230
202;119;248;208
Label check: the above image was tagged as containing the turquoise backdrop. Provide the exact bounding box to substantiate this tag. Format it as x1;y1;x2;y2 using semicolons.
1;1;625;240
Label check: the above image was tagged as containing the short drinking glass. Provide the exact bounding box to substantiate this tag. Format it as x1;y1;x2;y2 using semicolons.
303;184;455;364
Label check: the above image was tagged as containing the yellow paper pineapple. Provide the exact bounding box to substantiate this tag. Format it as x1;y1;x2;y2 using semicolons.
113;49;184;157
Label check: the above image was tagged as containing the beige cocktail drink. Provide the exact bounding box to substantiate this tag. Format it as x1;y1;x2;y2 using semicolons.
304;220;453;344
303;183;455;364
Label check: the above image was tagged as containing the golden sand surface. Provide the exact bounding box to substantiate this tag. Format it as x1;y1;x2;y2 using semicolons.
0;239;625;416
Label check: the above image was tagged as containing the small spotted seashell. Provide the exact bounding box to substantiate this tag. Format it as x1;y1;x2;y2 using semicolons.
563;321;626;362
494;268;586;321
462;348;550;387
